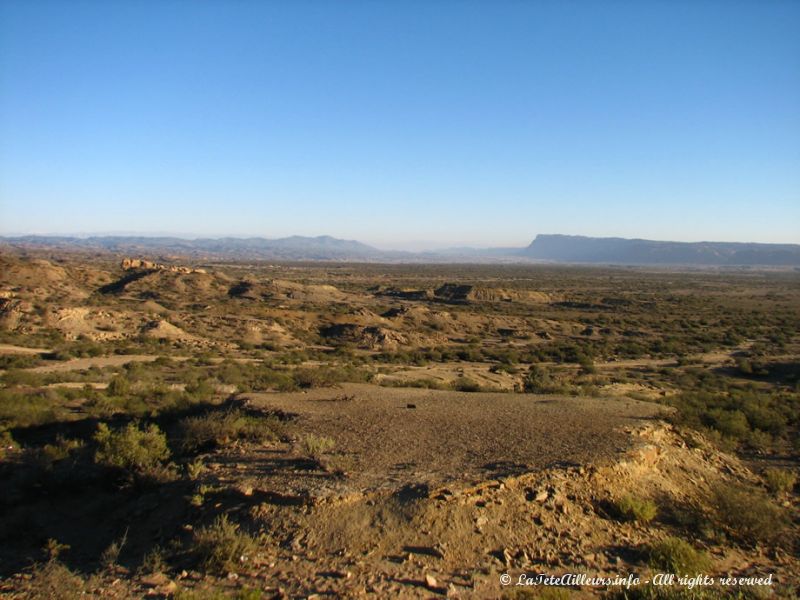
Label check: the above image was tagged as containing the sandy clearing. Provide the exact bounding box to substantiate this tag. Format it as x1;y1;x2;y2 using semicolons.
239;383;667;495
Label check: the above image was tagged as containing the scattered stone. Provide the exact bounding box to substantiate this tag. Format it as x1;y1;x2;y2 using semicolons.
425;574;446;593
140;573;169;587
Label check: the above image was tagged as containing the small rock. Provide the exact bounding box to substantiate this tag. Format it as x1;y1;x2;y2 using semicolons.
425;574;446;592
160;581;178;594
502;548;513;566
140;573;169;587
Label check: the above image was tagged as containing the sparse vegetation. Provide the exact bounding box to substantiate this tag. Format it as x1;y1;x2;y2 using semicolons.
23;540;84;600
763;467;796;496
647;536;710;575
710;482;790;546
613;494;658;523
93;422;171;472
1;253;799;596
301;433;336;458
451;376;481;392
178;408;284;452
192;514;258;574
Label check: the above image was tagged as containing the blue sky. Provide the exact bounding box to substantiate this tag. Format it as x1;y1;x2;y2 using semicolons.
1;1;798;249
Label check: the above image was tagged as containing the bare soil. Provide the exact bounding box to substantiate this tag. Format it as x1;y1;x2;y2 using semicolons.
236;384;667;497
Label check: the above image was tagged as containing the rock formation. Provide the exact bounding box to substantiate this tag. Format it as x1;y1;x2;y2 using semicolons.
121;258;206;274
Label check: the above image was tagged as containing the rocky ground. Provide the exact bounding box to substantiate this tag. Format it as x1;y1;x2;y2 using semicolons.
1;252;798;598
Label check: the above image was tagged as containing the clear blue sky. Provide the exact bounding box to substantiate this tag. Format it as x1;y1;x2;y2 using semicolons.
1;1;798;249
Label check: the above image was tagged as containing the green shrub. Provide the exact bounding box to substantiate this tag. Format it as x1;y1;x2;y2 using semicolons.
378;377;446;390
106;375;130;396
0;388;59;427
301;433;335;458
94;422;170;471
614;494;658;524
0;428;18;459
0;354;42;370
648;536;710;575
138;545;168;575
192;514;258;574
706;409;749;440
292;365;369;388
710;482;789;546
186;458;206;479
523;365;564;394
36;436;85;469
452;377;481;392
178;409;283;452
763;467;796;496
174;587;262;600
185;378;215;402
1;368;45;387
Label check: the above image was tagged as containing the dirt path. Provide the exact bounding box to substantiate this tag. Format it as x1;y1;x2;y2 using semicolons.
29;354;168;373
0;343;51;355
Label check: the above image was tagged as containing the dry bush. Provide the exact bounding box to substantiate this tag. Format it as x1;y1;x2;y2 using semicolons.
25;560;84;600
451;377;481;392
24;539;84;600
613;494;658;524
710;482;790;546
178;409;283;452
763;467;796;496
94;422;170;471
647;536;710;575
301;433;335;458
192;514;258;574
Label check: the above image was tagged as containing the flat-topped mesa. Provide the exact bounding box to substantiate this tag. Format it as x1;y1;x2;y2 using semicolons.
120;258;206;274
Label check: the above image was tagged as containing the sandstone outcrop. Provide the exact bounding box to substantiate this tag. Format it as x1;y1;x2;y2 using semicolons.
121;258;205;274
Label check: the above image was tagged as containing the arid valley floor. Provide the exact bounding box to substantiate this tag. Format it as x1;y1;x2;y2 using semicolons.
0;250;798;599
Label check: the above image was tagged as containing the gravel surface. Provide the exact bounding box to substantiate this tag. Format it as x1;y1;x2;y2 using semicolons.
242;383;667;494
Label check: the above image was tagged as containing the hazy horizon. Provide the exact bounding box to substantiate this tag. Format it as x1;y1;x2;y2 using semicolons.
2;230;800;255
1;2;799;245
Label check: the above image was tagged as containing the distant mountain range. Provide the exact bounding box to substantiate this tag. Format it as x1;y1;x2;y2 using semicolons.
2;234;799;266
521;234;800;266
0;234;398;261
